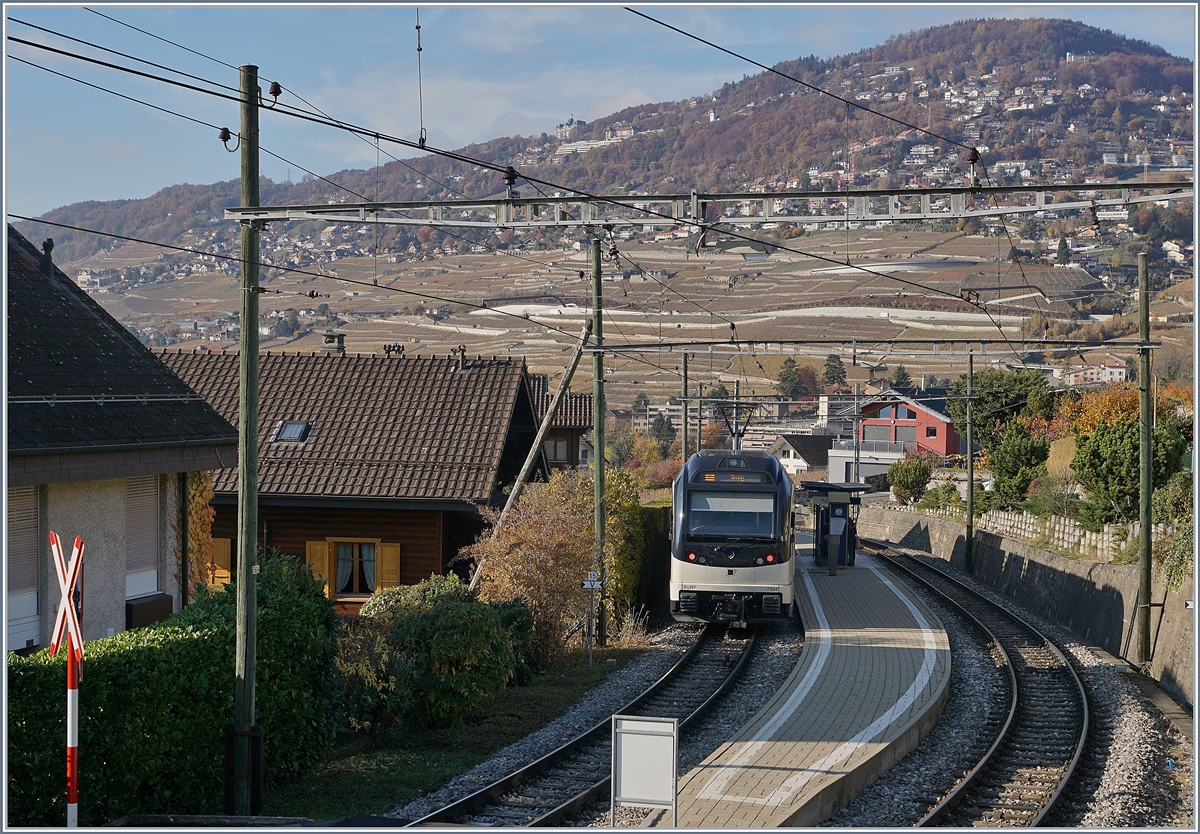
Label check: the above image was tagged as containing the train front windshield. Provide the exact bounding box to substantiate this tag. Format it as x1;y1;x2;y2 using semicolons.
687;492;776;539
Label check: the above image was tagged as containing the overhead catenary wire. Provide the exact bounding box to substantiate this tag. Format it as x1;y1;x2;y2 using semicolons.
81;5;468;199
10;213;683;382
6;33;979;309
10;27;1064;355
7;27;1072;360
624;7;972;153
8;55;373;206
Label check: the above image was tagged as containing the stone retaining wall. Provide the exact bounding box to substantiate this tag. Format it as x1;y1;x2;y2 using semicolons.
858;506;1194;709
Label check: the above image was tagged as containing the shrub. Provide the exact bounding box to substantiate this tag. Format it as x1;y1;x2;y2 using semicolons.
1022;474;1084;519
334;617;414;739
915;481;960;511
464;468;644;668
358;573;474;629
1153;469;1193;524
988;422;1049;510
389;600;515;728
639;456;681;489
6;548;338;826
1155;520;1194;592
889;457;933;504
489;598;536;684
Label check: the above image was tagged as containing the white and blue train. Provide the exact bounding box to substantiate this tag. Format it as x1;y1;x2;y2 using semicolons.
669;451;797;624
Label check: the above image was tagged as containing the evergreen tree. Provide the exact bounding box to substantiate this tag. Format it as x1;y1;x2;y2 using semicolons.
988;422;1049;509
1072;415;1189;527
892;364;913;388
775;358;805;399
822;354;847;386
632;392;650;410
1056;236;1070;264
649;412;677;456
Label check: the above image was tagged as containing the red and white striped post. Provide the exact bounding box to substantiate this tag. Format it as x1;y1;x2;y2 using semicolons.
49;532;84;828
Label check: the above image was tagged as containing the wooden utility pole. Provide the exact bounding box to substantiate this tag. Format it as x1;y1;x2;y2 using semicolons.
591;238;607;646
1137;253;1152;665
965;351;974;573
233;63;261;817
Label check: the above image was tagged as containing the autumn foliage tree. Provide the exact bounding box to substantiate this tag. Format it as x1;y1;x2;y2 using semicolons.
462;467;645;667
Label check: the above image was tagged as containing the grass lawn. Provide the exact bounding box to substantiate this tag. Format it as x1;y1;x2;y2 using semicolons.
264;645;650;822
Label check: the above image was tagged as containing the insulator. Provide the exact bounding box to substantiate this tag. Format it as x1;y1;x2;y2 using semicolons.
218;127;232;143
268;81;282;98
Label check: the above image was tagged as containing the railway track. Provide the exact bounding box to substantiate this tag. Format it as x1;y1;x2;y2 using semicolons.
863;541;1089;827
403;623;758;827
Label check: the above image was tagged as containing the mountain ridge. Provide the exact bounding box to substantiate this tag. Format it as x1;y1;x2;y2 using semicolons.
16;17;1192;265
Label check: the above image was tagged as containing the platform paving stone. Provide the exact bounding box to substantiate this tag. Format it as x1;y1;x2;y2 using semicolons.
671;551;951;828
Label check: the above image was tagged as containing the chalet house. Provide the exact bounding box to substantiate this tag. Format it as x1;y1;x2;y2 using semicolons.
769;435;837;478
529;374;592;470
826;388;959;482
159;349;546;610
7;225;237;652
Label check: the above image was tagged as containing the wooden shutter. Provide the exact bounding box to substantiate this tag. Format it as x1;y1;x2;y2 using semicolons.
210;538;232;586
306;541;331;597
377;543;401;590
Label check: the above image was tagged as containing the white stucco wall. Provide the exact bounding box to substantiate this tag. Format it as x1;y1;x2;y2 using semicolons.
35;474;182;646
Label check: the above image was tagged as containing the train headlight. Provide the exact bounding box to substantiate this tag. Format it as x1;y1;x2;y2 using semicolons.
765;553;776;563
687;552;697;561
756;558;764;565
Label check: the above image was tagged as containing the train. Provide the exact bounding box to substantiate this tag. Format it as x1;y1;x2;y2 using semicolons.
669;450;797;624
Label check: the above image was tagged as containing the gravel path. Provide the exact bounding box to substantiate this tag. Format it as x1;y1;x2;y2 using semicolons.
388;557;1193;828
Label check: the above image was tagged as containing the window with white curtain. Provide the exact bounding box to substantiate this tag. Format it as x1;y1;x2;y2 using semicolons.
125;476;159;598
335;541;376;595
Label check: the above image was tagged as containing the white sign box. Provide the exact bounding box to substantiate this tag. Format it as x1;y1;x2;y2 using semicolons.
612;715;678;826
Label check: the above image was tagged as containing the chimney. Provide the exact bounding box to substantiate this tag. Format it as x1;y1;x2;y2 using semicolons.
40;238;55;278
321;331;345;353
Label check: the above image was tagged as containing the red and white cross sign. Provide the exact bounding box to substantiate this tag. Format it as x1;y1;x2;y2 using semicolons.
49;532;85;664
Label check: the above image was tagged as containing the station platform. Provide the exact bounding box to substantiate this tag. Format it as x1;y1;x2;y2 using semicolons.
669;550;951;828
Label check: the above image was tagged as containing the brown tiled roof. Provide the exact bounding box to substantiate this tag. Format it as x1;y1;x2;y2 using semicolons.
529;373;594;429
159;349;532;503
6;225;237;457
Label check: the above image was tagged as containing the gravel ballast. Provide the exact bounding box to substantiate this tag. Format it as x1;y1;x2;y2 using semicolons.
387;557;1193;828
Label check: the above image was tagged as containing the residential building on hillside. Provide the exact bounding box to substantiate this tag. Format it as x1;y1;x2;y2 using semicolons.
769;435;837;477
825;387;960;482
529;374;592;469
6;225;238;651
160;348;546;612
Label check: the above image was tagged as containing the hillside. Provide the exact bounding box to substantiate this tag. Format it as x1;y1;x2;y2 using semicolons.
16;17;1193;266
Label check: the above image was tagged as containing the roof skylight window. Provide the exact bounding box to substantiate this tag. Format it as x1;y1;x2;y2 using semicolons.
274;420;313;443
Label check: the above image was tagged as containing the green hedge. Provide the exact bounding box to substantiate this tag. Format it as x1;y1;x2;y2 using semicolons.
6;550;339;826
390;600;516;728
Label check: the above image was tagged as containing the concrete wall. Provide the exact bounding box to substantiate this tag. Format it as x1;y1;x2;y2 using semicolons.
37;474;183;645
858;506;1194;709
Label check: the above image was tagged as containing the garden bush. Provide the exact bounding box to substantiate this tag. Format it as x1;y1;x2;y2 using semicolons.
389;600;516;728
888;457;932;504
6;548;338;826
358;573;474;628
914;481;960;512
334;617;414;739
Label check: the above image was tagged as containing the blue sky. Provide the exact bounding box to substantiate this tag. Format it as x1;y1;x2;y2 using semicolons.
4;2;1196;216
